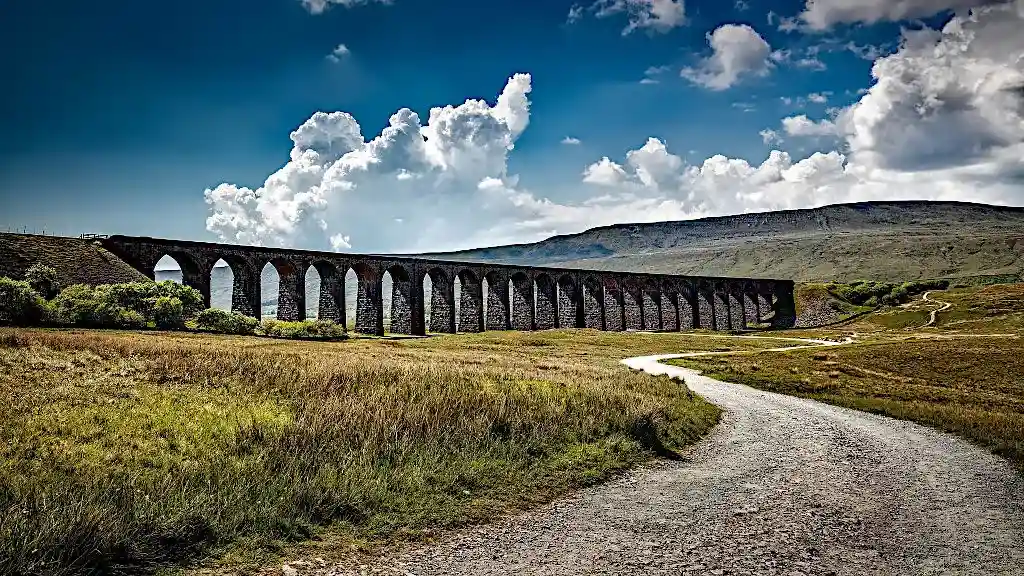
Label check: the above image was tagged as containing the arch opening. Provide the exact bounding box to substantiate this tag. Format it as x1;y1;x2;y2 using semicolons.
210;259;233;311
260;262;281;320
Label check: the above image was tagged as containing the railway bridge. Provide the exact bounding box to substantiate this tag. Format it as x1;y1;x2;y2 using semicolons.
101;235;797;336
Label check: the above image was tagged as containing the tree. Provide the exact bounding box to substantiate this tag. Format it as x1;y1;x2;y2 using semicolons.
24;263;59;300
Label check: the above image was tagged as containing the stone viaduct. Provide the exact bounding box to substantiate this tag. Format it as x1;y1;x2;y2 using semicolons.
100;235;797;336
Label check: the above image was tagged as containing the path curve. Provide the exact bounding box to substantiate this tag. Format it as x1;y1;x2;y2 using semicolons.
921;291;952;327
318;336;1024;576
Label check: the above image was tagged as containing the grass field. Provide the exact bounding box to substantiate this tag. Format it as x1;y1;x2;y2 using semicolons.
0;328;784;575
671;283;1024;469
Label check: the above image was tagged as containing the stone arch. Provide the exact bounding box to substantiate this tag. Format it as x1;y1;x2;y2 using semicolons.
678;284;696;331
557;274;581;328
510;272;534;331
581;276;604;330
660;282;680;332
728;283;747;330
154;251;211;307
714;285;732;331
426;267;455;333
603;277;625;331
534;273;557;330
457;269;483;333
642;281;661;330
265;257;306;321
697;284;716;330
308;260;343;324
384;264;416;334
483;270;510;331
622;280;643;330
743;281;762;327
350;262;382;335
215;254;259;317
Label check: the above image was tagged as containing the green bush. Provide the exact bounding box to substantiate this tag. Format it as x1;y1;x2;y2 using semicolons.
0;277;50;326
50;284;146;329
24;263;60;299
152;296;185;330
827;278;952;308
195;308;259;335
259;318;347;340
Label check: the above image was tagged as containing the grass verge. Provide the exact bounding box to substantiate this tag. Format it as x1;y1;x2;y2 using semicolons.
0;328;743;575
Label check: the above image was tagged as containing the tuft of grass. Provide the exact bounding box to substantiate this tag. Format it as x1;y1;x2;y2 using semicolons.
0;328;734;574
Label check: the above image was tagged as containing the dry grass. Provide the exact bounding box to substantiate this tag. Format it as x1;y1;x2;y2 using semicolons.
0;328;775;575
672;283;1024;470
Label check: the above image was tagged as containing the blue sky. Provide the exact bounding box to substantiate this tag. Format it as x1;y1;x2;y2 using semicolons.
2;0;1022;253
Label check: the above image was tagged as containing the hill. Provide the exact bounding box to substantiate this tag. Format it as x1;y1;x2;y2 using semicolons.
419;201;1024;283
0;233;149;287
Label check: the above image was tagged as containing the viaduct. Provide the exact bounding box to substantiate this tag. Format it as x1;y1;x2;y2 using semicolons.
100;235;797;336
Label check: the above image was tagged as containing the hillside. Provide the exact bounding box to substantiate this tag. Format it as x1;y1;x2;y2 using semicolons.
0;233;149;287
420;201;1024;283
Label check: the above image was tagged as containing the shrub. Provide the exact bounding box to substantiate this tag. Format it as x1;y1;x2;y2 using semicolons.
195;308;259;335
0;277;50;326
152;281;204;319
152;296;185;330
24;263;60;299
50;284;146;329
259;318;347;340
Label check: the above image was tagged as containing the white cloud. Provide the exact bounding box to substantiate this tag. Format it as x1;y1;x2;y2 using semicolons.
760;129;783;145
681;24;774;90
587;0;687;34
326;44;351;62
562;136;582;145
782;114;842;137
206;3;1024;254
807;92;829;103
735;0;750;10
301;0;390;15
799;0;998;30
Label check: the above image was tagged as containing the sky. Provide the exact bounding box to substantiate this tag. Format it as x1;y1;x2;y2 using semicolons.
2;0;1023;255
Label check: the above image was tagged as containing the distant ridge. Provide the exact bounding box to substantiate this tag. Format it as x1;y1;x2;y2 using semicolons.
418;201;1024;283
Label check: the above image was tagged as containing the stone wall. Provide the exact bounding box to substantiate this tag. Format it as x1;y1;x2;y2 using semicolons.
99;235;796;335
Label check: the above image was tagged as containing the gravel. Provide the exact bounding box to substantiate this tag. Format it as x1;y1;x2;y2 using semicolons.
303;344;1024;576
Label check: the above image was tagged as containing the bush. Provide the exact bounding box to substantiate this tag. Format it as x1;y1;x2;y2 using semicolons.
50;284;147;328
259;318;347;340
24;263;60;299
195;308;259;335
0;277;50;326
152;296;185;330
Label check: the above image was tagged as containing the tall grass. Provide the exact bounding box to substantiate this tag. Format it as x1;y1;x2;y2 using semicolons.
0;329;719;574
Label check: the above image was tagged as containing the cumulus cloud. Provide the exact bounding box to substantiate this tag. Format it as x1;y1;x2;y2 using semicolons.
782;114;842;137
681;24;774;90
205;3;1024;253
562;136;582;145
573;0;686;34
799;0;1000;30
205;74;533;252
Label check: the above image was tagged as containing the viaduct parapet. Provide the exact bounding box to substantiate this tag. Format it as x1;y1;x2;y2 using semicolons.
100;235;797;335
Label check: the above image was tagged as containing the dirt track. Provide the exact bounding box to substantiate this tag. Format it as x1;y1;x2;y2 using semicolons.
312;338;1024;576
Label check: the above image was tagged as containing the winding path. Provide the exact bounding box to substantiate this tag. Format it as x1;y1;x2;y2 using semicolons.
921;291;952;327
319;336;1024;576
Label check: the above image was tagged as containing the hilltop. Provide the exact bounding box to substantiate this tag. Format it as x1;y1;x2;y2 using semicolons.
420;201;1024;283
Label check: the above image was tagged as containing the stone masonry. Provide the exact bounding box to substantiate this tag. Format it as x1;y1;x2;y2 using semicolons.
101;235;796;336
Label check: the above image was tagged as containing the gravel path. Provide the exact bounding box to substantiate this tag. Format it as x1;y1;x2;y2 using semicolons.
921;291;953;327
310;338;1024;576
